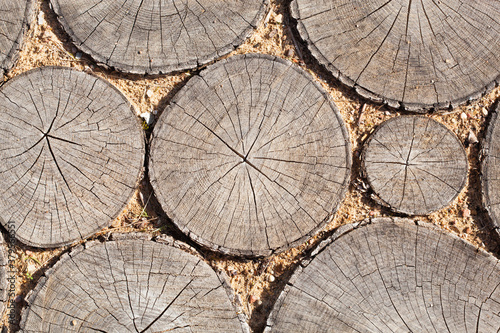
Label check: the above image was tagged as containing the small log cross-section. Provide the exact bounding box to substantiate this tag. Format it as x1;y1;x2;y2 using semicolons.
20;234;249;332
50;0;268;74
150;54;352;257
0;67;145;248
265;218;500;332
0;0;35;78
291;0;500;111
482;104;500;232
362;116;467;215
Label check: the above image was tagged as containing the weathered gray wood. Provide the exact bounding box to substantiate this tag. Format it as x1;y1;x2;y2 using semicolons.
0;0;35;79
0;67;145;248
20;234;249;332
265;218;500;332
291;0;500;111
362;116;467;215
50;0;269;74
150;54;352;257
482;103;500;233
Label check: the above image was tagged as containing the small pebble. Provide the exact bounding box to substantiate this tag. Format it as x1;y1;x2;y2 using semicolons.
275;14;283;24
482;107;488;116
369;211;375;216
38;12;45;25
146;89;153;98
71;320;77;326
460;112;467;120
14;295;23;303
27;262;36;272
249;295;260;304
75;52;82;60
468;130;478;144
268;275;275;282
140;112;154;126
463;208;471;218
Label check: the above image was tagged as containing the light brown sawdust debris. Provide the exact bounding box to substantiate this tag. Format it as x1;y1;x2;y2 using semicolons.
3;0;500;332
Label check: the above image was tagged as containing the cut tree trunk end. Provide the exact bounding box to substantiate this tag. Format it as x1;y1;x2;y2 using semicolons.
19;233;249;332
150;54;352;257
482;103;500;234
362;115;467;215
0;0;35;79
50;0;269;74
265;218;500;332
0;67;145;248
291;0;500;111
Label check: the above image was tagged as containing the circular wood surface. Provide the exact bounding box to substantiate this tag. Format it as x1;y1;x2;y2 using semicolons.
20;234;249;332
50;0;268;74
150;54;352;257
482;104;500;232
265;218;500;332
362;116;467;215
291;0;500;111
0;67;144;248
0;0;35;78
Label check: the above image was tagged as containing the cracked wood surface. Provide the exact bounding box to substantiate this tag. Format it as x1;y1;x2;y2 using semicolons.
0;0;35;79
19;234;249;332
0;67;144;248
150;53;352;257
49;0;268;74
291;0;500;111
482;103;500;234
265;218;500;332
362;116;467;215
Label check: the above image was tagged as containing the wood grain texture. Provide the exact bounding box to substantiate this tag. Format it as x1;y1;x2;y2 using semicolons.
482;103;500;233
0;67;145;248
0;0;35;79
150;54;352;257
362;116;467;215
265;218;500;333
50;0;269;74
20;234;249;332
291;0;500;111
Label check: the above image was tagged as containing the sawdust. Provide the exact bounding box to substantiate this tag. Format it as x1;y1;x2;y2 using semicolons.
3;0;500;332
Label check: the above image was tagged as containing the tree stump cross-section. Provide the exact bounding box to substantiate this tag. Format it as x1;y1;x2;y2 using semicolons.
362;116;467;215
0;67;145;248
482;103;500;233
20;234;250;332
150;54;352;257
0;0;35;79
50;0;269;74
265;218;500;332
291;0;500;111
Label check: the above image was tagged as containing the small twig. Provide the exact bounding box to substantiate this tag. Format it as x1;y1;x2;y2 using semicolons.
357;103;366;126
287;26;303;61
130;192;153;225
264;5;273;26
